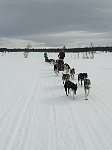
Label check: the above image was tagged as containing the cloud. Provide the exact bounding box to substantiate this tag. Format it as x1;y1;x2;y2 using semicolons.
0;38;46;48
0;30;112;48
0;0;112;48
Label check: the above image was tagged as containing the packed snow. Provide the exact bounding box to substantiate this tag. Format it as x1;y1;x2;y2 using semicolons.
0;51;112;150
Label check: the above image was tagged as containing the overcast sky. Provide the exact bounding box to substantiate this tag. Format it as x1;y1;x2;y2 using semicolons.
0;0;112;48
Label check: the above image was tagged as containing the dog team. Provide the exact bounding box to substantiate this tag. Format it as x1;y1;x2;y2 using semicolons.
45;54;91;100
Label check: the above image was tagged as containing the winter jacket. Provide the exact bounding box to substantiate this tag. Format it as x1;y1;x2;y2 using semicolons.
58;51;65;59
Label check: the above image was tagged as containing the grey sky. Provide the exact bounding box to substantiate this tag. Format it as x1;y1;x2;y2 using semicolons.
0;0;112;48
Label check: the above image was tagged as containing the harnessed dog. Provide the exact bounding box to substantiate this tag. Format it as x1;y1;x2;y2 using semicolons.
70;68;75;79
54;63;59;75
84;78;91;99
62;73;70;84
64;79;77;99
78;73;88;86
64;63;70;73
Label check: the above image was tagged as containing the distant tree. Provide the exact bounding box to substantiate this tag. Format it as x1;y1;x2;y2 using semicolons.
63;46;66;50
26;43;32;49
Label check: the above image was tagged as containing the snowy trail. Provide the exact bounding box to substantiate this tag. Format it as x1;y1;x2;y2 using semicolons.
0;52;112;150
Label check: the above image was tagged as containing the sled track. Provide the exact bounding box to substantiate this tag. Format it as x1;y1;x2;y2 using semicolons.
1;53;112;150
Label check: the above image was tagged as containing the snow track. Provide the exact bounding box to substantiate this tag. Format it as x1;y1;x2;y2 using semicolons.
0;52;112;150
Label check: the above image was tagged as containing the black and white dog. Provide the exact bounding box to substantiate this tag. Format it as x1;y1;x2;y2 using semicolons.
64;63;71;73
64;80;77;98
49;59;56;64
78;73;88;86
84;78;91;98
54;63;59;75
70;68;75;79
62;73;70;84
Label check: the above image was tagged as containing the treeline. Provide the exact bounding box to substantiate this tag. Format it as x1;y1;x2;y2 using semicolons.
0;46;112;53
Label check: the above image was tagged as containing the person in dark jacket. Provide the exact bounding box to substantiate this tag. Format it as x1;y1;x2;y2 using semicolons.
44;52;48;62
58;49;65;71
58;49;65;60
